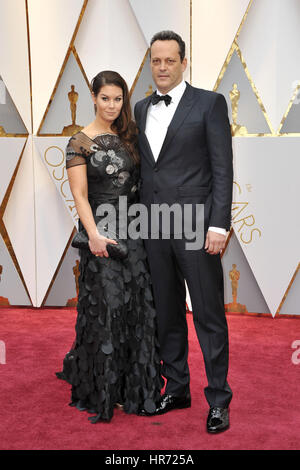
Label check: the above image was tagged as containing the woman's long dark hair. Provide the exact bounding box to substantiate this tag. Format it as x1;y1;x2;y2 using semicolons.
91;71;139;164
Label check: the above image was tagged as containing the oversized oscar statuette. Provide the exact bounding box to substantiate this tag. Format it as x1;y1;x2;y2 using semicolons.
62;85;83;136
225;264;247;313
66;259;80;307
0;125;6;136
0;264;10;306
229;83;248;136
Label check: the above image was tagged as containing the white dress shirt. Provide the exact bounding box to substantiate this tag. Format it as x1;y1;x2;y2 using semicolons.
145;80;226;236
145;80;186;161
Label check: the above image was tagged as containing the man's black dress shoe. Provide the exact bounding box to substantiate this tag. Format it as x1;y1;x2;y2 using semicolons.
139;394;191;416
206;407;229;433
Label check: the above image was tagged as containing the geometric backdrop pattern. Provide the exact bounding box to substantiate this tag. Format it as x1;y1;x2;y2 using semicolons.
0;0;299;317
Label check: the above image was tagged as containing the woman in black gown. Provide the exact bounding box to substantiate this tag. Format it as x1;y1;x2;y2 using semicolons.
56;71;163;423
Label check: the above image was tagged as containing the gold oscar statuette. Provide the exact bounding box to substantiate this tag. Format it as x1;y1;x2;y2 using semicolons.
62;85;83;136
230;263;240;304
229;83;248;136
66;259;81;307
225;264;248;314
145;85;153;97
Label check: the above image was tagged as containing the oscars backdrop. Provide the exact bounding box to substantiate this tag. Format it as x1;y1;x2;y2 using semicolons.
0;0;299;317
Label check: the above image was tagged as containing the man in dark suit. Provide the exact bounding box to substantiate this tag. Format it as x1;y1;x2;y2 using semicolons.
134;31;233;433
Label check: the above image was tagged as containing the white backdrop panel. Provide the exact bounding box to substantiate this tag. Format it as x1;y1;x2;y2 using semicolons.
280;96;300;134
232;137;300;315
33;137;74;307
2;136;36;305
0;0;31;131
44;242;79;307
280;268;300;316
34;137;76;226
0;77;28;134
39;51;94;134
237;0;300;132
0;138;26;205
28;0;84;134
0;233;31;306
75;0;147;89
222;231;270;314
129;0;190;81
192;0;249;89
130;53;155;109
216;50;270;134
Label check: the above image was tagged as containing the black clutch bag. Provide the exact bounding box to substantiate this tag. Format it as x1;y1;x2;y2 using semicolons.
71;226;128;260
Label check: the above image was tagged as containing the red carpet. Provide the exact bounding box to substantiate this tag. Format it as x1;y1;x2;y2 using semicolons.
0;307;299;450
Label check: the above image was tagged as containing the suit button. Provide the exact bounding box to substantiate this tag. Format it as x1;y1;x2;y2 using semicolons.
154;167;158;172
154;190;158;194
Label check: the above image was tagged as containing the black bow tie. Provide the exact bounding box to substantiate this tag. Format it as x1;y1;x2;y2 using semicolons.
151;92;172;107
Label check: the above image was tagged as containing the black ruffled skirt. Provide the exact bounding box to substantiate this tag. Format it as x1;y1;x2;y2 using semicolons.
56;237;163;423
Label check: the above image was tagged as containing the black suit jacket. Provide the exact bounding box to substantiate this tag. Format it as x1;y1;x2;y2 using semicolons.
134;82;233;232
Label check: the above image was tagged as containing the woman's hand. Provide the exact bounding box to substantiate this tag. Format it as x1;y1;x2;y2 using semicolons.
88;229;118;258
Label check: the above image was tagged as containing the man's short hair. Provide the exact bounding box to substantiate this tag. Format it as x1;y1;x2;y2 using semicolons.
150;30;186;62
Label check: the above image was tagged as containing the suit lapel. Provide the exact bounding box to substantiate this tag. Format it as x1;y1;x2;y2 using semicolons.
156;83;195;163
139;97;156;165
138;83;195;166
140;96;151;133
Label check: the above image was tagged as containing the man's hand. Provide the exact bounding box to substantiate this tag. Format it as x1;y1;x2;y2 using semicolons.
204;230;226;255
